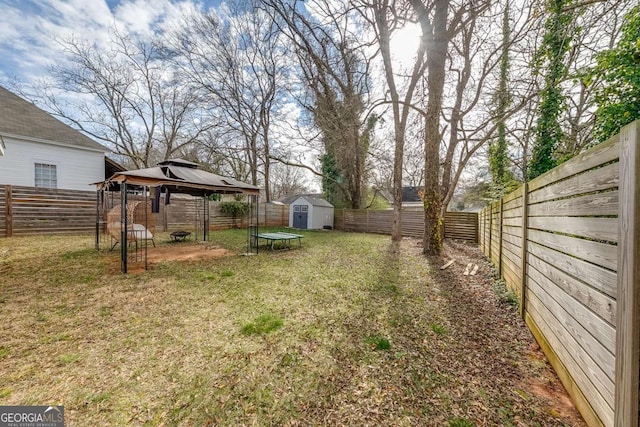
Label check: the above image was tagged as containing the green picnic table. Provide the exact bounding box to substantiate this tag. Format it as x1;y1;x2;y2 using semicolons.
257;232;304;250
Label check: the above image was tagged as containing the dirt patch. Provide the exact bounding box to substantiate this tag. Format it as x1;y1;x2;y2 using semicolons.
523;342;586;425
108;242;233;273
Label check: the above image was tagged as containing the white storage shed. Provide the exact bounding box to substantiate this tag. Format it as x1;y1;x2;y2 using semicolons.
288;195;334;230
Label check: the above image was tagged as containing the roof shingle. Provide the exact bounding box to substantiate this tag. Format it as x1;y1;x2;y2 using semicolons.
0;85;107;151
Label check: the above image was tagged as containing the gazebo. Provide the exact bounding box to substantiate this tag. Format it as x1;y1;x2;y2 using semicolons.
95;158;260;273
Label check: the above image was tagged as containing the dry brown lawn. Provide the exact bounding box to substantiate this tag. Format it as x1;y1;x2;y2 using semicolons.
0;230;585;426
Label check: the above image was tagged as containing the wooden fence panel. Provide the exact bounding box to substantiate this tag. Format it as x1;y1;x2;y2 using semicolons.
334;209;478;242
9;186;96;235
527;141;619;426
477;130;628;427
614;121;640;427
0;189;289;238
490;202;500;265
0;185;6;237
334;209;345;230
401;211;423;237
444;212;478;241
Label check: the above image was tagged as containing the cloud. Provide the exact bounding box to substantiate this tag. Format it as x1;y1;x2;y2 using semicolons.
0;0;113;81
0;0;206;84
113;0;202;38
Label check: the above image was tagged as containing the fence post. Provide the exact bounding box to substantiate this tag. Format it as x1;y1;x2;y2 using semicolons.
519;183;529;319
614;120;640;427
498;198;503;276
475;212;479;244
366;209;370;233
488;204;493;260
481;210;485;252
5;185;12;237
480;210;484;253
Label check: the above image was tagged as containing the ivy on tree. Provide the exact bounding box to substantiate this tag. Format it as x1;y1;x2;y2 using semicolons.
489;0;517;196
591;5;640;143
528;0;575;180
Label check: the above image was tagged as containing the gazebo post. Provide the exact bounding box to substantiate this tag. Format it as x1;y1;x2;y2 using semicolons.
95;189;101;251
120;182;128;274
144;185;148;271
203;196;210;241
246;194;259;255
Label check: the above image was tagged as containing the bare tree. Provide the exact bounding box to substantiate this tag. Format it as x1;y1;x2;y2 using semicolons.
170;0;288;200
361;0;428;241
261;0;377;209
31;27;209;168
385;0;537;254
270;163;312;199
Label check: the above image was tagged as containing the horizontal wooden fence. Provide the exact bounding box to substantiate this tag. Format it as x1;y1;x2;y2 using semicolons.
161;197;288;231
0;185;97;236
334;209;478;242
0;187;289;238
479;119;640;427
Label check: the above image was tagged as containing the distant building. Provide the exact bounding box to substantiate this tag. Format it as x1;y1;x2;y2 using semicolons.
401;186;423;209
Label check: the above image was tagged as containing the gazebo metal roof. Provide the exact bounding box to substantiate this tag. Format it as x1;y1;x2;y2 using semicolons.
98;158;260;196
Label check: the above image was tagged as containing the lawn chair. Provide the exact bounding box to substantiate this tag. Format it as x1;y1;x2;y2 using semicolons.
106;202;156;250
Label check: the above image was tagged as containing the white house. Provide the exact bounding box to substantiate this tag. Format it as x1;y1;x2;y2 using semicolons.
0;86;108;191
287;195;334;230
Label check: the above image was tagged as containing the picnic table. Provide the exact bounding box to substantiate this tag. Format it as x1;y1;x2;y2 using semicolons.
257;232;304;250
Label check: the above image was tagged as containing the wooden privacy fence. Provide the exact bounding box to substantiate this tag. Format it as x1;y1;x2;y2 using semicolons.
0;185;96;236
160;197;289;231
334;209;478;242
479;120;640;427
0;187;289;237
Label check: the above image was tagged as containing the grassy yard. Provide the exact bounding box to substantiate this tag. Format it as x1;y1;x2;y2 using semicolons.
0;230;583;426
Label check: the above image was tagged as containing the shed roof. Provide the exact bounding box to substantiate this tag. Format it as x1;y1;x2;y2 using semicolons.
100;158;260;196
0;85;107;152
291;194;334;208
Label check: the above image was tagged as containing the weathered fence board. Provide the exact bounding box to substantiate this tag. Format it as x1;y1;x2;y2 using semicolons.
527;229;617;271
614;120;640;427
334;210;478;242
528;241;617;299
528;161;619;204
0;187;289;238
0;185;6;237
477;122;640;427
528;190;619;217
526;273;616;416
528;216;618;243
6;186;96;236
526;294;615;427
527;136;619;192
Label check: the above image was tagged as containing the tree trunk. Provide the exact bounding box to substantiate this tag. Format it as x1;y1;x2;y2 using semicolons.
422;0;449;256
392;124;405;241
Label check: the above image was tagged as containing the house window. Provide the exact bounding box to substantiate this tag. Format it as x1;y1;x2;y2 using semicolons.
301;205;308;213
35;163;57;188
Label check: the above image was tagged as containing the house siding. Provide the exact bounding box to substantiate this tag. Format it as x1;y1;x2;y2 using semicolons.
0;136;104;191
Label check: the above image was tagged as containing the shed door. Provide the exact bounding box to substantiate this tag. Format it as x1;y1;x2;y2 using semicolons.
293;205;308;229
